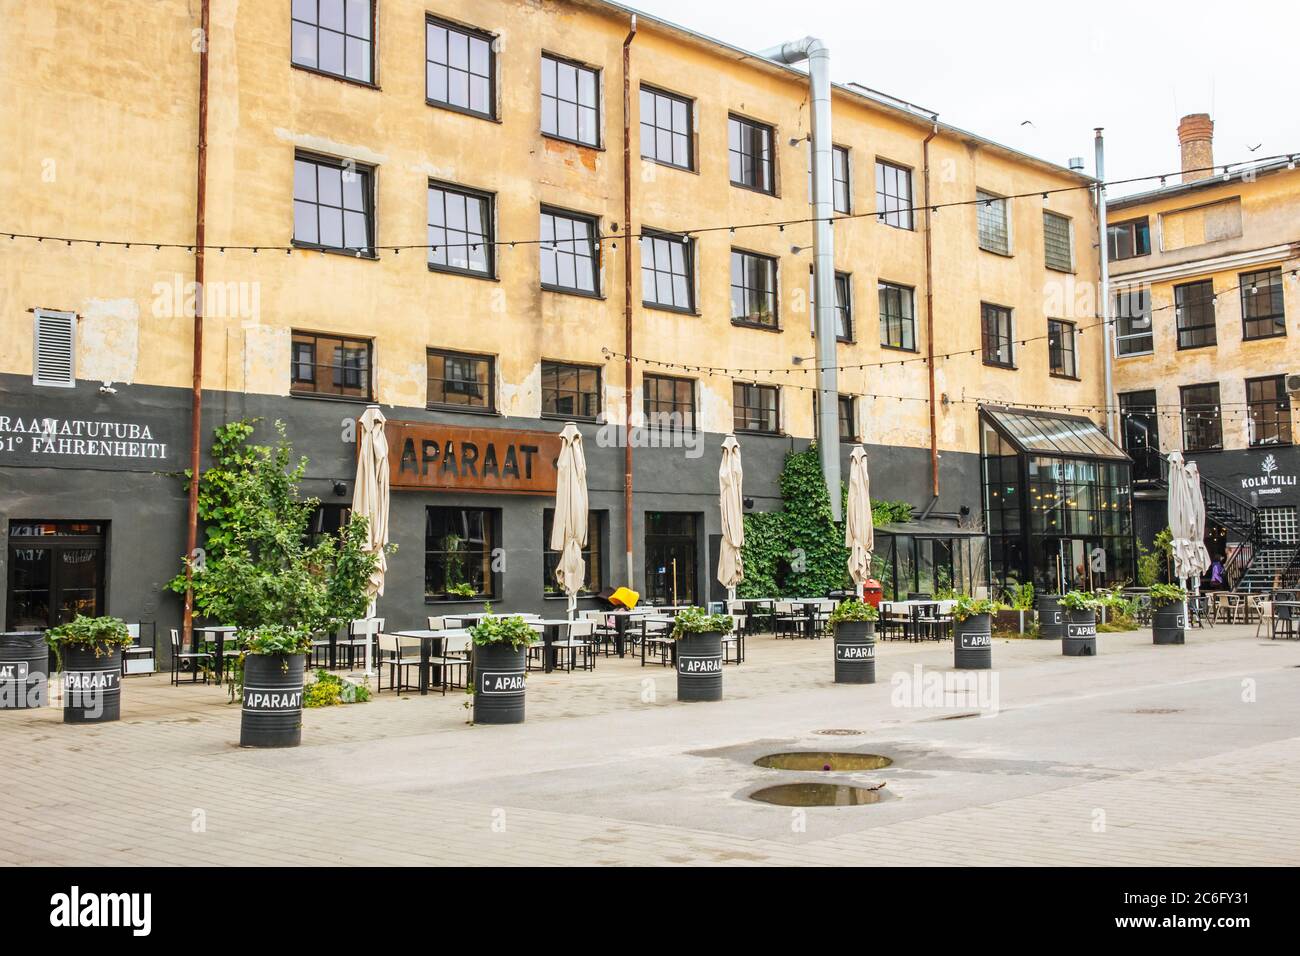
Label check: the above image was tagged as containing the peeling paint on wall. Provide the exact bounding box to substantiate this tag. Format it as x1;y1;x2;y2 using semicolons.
78;298;140;384
243;326;291;396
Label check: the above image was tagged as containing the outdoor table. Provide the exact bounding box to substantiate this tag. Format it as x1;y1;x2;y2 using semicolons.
604;609;652;658
443;612;491;627
796;601;829;639
637;615;679;667
394;629;470;695
1272;602;1300;640
194;625;238;683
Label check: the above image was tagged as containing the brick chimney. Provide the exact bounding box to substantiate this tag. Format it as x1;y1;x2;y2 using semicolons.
1178;113;1214;183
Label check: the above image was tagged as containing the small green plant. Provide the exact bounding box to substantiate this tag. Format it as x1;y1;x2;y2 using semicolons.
1136;539;1161;588
304;669;370;707
828;599;879;625
1007;582;1035;611
44;615;133;670
469;613;539;649
671;606;735;639
446;582;477;599
952;595;997;621
1148;583;1187;607
1060;591;1100;612
241;624;312;656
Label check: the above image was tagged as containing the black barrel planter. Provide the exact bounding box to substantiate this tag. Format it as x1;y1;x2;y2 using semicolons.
676;631;724;702
953;614;993;670
1063;610;1098;656
1152;604;1186;645
62;644;122;723
1;632;47;710
1036;594;1066;640
833;621;876;684
473;643;527;724
240;653;306;747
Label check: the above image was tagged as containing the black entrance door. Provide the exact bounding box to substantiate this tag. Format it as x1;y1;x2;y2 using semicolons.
644;512;699;606
5;521;107;631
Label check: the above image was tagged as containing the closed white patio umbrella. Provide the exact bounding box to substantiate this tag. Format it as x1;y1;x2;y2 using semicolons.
551;422;588;620
351;404;390;677
845;446;874;599
1167;451;1199;588
717;435;745;602
1184;460;1212;595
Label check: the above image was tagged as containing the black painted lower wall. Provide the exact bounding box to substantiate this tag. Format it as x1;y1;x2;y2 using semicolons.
0;374;983;662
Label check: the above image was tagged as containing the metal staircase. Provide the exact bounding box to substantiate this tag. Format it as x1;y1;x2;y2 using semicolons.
1154;457;1300;592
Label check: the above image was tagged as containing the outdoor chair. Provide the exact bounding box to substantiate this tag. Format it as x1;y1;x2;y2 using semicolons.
773;601;809;639
1254;600;1274;639
424;633;472;694
376;633;423;695
1244;594;1264;626
337;618;383;669
639;618;675;667
122;622;156;677
169;628;211;686
1272;602;1297;640
580;610;617;655
309;629;333;668
723;614;746;664
550;620;597;672
1134;593;1153;626
427;616;446;631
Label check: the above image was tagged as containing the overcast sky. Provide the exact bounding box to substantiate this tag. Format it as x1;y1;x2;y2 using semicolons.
627;0;1300;195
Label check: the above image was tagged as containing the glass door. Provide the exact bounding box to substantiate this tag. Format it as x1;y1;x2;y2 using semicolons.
5;521;106;631
644;512;698;606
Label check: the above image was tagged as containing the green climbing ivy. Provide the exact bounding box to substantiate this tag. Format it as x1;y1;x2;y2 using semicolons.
737;445;912;599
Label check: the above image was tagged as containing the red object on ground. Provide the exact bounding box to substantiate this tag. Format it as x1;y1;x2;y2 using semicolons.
862;579;883;609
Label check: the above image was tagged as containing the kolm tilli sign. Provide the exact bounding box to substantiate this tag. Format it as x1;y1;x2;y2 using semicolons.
385;421;563;495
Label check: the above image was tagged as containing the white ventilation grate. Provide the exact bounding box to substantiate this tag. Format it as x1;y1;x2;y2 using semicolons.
33;309;76;387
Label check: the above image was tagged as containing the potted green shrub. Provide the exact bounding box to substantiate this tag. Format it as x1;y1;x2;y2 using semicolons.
1149;583;1188;645
671;607;733;702
952;596;996;669
1059;591;1099;656
45;616;132;723
994;583;1034;634
470;613;538;724
828;599;879;684
172;420;387;748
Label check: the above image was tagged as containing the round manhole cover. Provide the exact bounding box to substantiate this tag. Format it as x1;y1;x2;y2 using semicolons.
813;728;864;736
755;752;892;772
749;783;885;807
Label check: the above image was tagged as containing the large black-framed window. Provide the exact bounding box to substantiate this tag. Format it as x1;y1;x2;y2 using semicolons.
427;349;494;412
977;190;1010;254
290;331;372;400
291;0;373;85
981;303;1014;368
1048;319;1078;379
541;54;600;147
1119;390;1161;482
293;153;374;256
640;86;693;170
427;181;494;277
815;393;857;443
1115;288;1153;355
1043;212;1073;272
878;280;915;351
643;373;696;434
425;16;495;119
641;231;694;313
1175;280;1217;349
730;249;778;328
543;510;605;597
541;361;601;421
810;270;852;342
875;160;913;229
1247;375;1292;447
1107;217;1150;261
1180;383;1223;452
733;382;780;434
425;507;498;602
1240;267;1286;340
728;115;774;194
832;146;851;214
540;207;600;295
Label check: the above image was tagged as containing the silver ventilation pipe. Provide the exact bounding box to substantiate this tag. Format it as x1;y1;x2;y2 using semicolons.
760;37;841;520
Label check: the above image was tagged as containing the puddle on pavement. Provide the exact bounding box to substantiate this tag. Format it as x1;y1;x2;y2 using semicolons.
754;751;892;772
749;783;885;807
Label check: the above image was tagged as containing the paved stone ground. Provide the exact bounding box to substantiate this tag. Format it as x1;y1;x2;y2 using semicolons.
3;623;1299;866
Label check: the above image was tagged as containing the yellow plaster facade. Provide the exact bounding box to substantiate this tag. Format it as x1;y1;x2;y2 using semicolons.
2;0;1105;455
